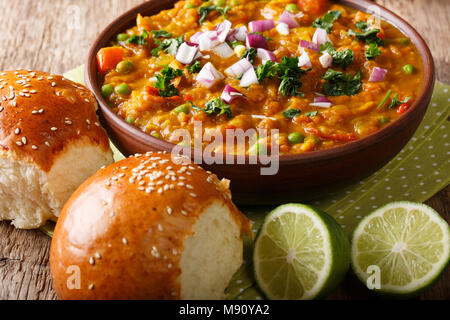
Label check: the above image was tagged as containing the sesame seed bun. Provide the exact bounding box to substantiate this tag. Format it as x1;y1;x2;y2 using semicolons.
0;70;113;228
50;152;251;300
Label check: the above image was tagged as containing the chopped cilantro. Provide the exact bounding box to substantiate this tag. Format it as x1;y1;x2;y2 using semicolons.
312;10;342;33
320;42;354;69
387;94;411;109
202;97;232;118
365;42;382;60
283;108;301;119
151;30;172;38
151;36;184;57
256;61;277;83
187;61;202;74
198;5;230;24
276;57;309;97
153;66;183;97
242;48;257;64
322;69;362;96
126;30;149;46
304;111;318;118
348;21;384;46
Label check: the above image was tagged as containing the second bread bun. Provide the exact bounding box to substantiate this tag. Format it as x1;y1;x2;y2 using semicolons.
50;152;251;300
0;70;113;228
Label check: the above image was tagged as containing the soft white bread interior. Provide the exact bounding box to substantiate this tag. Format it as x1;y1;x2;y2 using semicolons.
180;200;243;300
0;70;113;229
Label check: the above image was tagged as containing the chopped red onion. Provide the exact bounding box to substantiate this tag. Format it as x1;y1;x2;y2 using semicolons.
249;20;275;33
319;52;333;68
309;102;332;108
189;32;203;44
276;23;290;36
215;20;232;42
227;26;248;42
213;42;234;58
221;85;246;103
314;96;331;103
257;48;276;64
240;67;258;87
312;28;331;46
246;33;268;49
199;31;220;51
299;40;320;52
298;50;312;67
279;11;299;28
224;59;253;78
369;67;388;82
197;62;224;88
175;42;199;65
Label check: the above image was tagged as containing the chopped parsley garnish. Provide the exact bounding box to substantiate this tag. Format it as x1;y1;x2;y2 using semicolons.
322;69;362;96
256;61;277;83
365;42;382;60
277;57;309;97
151;30;172;38
305;111;318;118
126;30;149;46
283;108;301;119
198;5;230;24
151;36;184;57
320;42;354;69
154;66;183;97
312;10;342;33
198;97;232;118
187;61;202;74
387;94;411;109
242;48;257;64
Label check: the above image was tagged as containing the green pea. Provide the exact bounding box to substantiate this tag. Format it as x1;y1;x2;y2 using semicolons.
214;0;226;6
151;132;162;139
184;2;195;8
230;0;240;6
399;38;410;45
173;104;190;114
379;116;389;125
178;141;191;148
249;142;267;156
125;116;135;125
101;84;114;98
288;132;305;144
116;60;134;74
402;64;414;75
286;3;298;13
117;33;129;42
115;83;131;95
231;41;243;48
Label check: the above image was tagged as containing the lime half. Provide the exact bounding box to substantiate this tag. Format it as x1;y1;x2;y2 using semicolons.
352;201;450;297
253;204;350;300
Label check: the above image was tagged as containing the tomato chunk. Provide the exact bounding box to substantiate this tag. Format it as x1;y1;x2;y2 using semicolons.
97;47;123;73
397;103;410;114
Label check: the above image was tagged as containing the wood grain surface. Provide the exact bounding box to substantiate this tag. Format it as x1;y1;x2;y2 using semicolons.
0;0;448;300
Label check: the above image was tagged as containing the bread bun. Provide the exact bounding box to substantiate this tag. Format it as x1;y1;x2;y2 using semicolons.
0;70;113;229
50;152;251;300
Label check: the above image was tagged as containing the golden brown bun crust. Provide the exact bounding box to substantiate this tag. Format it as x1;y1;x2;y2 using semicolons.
0;70;110;171
50;152;250;300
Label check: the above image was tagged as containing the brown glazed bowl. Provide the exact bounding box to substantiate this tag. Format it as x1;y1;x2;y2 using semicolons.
85;0;435;205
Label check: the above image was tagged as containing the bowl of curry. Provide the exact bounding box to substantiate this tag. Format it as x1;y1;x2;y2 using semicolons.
86;0;435;204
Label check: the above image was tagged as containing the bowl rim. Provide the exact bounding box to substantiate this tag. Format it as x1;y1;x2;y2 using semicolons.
85;0;435;165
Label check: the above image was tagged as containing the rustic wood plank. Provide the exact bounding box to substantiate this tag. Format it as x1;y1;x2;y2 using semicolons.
0;0;448;300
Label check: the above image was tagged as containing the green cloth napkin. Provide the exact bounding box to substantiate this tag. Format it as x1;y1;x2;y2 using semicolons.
53;66;449;300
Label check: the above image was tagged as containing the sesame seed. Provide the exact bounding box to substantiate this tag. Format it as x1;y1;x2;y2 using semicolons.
11;101;17;107
0;106;3;112
21;137;27;145
51;82;56;87
38;109;44;114
181;210;188;216
167;207;173;215
190;193;197;198
31;145;38;150
186;184;194;189
151;246;160;258
122;238;128;245
88;284;95;290
65;120;72;125
172;249;178;256
50;127;57;131
94;252;101;259
16;141;23;146
157;224;164;232
89;257;95;265
44;141;51;147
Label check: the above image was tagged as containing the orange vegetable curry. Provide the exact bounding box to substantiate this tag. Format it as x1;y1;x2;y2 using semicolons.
98;0;423;155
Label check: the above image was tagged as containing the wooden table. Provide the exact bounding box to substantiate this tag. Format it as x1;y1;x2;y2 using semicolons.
0;0;448;300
